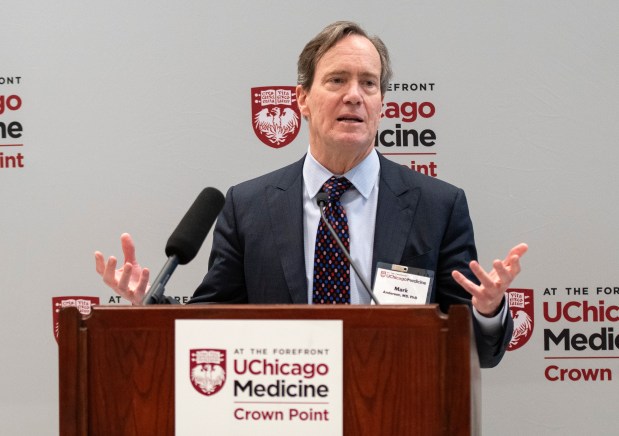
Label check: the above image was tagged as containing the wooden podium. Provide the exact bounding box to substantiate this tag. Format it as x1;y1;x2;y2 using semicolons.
58;304;480;435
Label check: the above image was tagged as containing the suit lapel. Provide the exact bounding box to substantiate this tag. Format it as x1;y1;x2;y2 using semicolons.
263;154;422;301
265;158;308;303
372;155;420;283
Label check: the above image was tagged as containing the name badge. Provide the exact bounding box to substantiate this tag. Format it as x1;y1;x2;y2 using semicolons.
373;262;434;305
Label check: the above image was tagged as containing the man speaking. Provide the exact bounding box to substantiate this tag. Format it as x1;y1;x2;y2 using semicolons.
95;21;527;368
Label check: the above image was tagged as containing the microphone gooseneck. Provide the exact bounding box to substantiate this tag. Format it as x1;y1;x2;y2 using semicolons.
315;193;381;305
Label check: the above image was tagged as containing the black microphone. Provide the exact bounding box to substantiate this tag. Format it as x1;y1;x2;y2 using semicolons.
142;187;225;305
316;193;381;305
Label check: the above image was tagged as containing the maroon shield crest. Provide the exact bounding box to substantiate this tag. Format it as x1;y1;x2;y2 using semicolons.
507;288;534;351
190;349;227;396
52;296;99;343
251;86;301;148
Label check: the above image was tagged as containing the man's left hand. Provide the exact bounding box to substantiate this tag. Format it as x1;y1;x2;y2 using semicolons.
452;243;529;317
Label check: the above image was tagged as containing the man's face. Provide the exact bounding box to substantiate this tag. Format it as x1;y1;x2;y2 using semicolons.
296;35;383;165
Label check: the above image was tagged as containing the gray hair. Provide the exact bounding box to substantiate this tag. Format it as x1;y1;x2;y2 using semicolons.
297;21;392;95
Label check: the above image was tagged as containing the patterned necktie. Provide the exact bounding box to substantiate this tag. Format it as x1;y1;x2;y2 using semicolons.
312;176;353;304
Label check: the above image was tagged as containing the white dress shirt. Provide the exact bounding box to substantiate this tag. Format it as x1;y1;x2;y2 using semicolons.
303;148;380;304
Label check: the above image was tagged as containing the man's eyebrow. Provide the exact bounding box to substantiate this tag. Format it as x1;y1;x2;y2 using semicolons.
323;69;378;78
360;72;380;79
324;69;350;76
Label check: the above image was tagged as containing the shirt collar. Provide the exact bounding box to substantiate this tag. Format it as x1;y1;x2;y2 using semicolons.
303;148;380;200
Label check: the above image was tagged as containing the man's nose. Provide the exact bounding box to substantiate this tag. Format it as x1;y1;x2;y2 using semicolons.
343;82;362;105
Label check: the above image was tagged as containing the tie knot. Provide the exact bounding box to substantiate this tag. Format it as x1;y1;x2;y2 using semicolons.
322;176;352;202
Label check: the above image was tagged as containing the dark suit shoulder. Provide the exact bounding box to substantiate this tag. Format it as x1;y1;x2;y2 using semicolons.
229;156;305;199
378;153;464;200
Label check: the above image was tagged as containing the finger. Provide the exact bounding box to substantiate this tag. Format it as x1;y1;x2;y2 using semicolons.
117;262;133;295
468;260;497;293
120;233;137;264
102;256;118;287
133;268;150;303
94;251;105;275
506;254;522;276
506;243;528;261
451;270;480;296
492;259;512;288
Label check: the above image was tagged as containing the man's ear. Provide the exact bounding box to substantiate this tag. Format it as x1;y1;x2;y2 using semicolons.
296;84;309;119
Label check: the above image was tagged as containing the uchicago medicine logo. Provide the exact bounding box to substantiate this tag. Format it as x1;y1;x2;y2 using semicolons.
251;86;300;148
507;288;535;351
52;296;99;343
190;349;227;396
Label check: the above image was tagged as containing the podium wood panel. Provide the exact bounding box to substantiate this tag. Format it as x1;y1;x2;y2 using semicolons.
58;304;480;435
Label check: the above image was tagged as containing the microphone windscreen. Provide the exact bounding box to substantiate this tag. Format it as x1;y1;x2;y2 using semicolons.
316;192;329;206
165;187;225;265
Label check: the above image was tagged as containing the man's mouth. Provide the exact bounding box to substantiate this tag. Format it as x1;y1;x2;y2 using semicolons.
337;116;363;123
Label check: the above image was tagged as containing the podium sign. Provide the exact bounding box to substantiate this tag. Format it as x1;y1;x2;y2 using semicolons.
175;320;343;436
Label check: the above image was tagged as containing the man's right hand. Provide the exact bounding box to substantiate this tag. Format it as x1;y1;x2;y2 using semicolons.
94;233;150;305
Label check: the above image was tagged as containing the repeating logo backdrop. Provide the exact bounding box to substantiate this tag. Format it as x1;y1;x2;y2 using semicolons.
2;2;619;435
0;82;25;169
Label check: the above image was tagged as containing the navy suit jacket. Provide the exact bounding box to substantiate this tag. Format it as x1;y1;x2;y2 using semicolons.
190;153;513;368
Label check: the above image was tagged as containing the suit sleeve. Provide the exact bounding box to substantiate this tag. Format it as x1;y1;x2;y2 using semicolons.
437;188;513;368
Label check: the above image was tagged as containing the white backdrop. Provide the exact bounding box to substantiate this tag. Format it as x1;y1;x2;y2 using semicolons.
2;1;619;434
